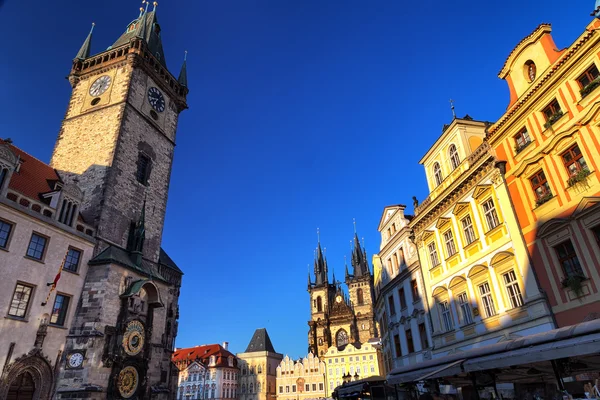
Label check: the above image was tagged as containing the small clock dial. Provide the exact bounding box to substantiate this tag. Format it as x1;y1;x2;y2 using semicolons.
68;352;84;368
89;75;112;96
336;295;342;303
147;87;165;113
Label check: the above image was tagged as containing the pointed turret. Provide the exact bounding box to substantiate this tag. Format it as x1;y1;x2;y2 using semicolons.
178;51;188;87
314;241;329;286
75;23;95;60
307;270;312;290
135;2;150;39
351;233;369;278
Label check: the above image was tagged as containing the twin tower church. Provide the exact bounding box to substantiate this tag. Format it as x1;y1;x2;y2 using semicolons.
307;233;378;357
0;3;188;400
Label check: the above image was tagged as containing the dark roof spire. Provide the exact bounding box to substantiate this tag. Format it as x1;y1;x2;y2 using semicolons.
178;51;188;87
351;222;369;278
314;240;329;286
245;328;277;353
75;23;95;60
307;267;312;290
135;1;150;39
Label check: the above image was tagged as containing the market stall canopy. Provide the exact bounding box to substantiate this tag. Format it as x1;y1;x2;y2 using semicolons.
387;319;600;385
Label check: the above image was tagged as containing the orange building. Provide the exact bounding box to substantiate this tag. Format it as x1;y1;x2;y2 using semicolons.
486;18;600;327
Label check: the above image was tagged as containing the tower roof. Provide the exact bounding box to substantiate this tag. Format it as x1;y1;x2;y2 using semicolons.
112;10;167;68
178;52;188;87
245;328;276;353
351;233;369;278
75;23;94;60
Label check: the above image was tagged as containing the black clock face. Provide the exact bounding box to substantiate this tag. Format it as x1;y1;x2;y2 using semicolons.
147;87;165;113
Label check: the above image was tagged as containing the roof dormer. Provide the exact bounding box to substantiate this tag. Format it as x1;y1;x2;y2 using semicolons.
499;24;564;107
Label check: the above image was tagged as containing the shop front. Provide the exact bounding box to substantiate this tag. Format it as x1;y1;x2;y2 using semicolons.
386;319;600;399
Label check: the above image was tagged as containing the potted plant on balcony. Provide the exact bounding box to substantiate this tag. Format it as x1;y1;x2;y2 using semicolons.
580;76;600;98
561;275;587;297
535;192;553;207
567;168;591;188
543;110;564;129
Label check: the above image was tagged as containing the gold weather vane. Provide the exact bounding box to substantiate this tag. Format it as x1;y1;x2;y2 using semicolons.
450;99;456;119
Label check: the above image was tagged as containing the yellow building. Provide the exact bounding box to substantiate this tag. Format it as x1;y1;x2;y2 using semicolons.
322;343;383;397
276;353;326;400
410;116;554;358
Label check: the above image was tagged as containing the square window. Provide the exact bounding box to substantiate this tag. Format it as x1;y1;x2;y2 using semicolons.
561;144;589;179
461;215;477;245
577;64;600;90
50;294;71;326
530;170;552;204
482;199;500;231
554;240;584;278
542;99;562;121
514;127;532;153
26;233;48;260
0;219;13;249
8;283;34;318
64;248;82;272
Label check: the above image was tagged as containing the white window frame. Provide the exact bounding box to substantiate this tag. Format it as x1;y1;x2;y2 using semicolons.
457;292;473;325
478;282;496;318
482;199;500;231
503;270;524;308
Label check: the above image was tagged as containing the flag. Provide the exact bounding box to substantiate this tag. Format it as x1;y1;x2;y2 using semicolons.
41;250;68;306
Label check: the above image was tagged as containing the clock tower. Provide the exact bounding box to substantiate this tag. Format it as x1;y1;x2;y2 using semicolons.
52;4;188;399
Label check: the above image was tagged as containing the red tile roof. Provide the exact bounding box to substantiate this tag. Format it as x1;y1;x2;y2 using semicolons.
0;139;60;200
172;344;238;370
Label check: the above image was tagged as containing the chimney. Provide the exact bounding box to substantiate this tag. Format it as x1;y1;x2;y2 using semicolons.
222;342;229;350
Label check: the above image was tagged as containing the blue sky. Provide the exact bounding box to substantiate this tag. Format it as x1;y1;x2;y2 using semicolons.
0;1;593;358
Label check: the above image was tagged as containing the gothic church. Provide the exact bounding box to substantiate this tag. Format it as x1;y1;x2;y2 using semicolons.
307;233;378;357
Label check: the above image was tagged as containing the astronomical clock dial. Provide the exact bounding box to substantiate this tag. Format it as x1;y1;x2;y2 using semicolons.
89;75;112;96
147;87;166;112
117;366;139;399
67;352;84;369
336;295;342;303
122;320;145;356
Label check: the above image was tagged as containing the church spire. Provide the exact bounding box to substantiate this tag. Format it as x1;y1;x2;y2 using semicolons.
178;51;188;87
135;1;150;39
351;224;369;278
313;228;329;286
75;23;94;60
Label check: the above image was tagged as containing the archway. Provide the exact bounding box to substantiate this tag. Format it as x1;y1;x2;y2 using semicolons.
7;372;35;400
0;352;54;400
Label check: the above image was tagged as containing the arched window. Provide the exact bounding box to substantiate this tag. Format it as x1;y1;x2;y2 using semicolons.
258;382;262;392
356;289;364;305
316;296;323;312
257;365;262;374
335;329;349;347
433;163;443;186
242;384;246;394
249;383;254;393
449;145;460;170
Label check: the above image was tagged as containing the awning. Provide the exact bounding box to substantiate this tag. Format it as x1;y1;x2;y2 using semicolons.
388;359;465;385
387;319;600;385
336;376;386;397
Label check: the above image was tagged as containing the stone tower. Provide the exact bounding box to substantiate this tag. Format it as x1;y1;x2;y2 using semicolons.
237;328;283;400
345;233;377;344
307;242;336;356
53;5;188;399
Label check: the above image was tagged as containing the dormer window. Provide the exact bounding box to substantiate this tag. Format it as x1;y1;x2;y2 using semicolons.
433;162;443;186
58;199;79;227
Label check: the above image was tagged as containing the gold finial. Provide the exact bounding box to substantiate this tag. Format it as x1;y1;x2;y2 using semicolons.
153;1;158;10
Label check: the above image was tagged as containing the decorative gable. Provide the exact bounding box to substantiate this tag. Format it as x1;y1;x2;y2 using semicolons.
452;202;471;216
473;185;493;200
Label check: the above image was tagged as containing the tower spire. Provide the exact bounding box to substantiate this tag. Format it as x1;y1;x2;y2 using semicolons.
75;23;95;60
178;51;188;87
350;222;369;278
135;1;150;39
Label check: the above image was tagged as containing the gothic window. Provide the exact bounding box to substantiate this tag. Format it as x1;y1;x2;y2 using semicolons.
58;199;78;226
356;288;364;305
449;144;460;170
136;152;152;185
249;383;254;393
316;296;323;312
433;162;443;186
335;329;349;347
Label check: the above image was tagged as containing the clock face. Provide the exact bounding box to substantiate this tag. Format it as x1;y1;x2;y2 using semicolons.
117;366;139;398
122;320;145;356
336;295;342;303
147;87;166;113
68;352;84;368
89;75;111;97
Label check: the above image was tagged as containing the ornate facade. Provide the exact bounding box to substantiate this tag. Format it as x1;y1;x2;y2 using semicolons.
322;343;383;397
372;205;432;374
410;117;554;358
237;328;282;400
307;234;378;358
0;140;95;400
275;353;326;400
486;19;600;327
173;344;239;400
